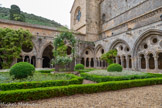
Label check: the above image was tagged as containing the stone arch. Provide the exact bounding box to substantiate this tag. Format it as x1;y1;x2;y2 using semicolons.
40;41;54;58
95;44;106;68
109;39;131;69
133;29;162;70
81;47;95;68
109;39;130;51
41;43;54;68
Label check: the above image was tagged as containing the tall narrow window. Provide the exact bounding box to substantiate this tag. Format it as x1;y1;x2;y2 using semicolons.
102;14;106;23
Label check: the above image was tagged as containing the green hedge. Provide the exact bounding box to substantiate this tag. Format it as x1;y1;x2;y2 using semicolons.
0;78;162;103
77;68;96;73
36;69;55;73
0;74;83;91
80;72;162;83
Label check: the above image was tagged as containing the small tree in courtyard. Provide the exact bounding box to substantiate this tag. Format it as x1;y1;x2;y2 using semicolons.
101;49;117;65
53;28;76;71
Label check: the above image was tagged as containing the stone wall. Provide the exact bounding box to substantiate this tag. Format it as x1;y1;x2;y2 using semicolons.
70;0;86;34
101;0;162;34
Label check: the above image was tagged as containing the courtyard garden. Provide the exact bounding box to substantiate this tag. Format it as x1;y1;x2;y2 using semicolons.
0;30;162;104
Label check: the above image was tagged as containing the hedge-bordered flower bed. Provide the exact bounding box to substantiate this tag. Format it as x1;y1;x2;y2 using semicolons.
80;72;162;83
0;78;162;103
0;74;83;91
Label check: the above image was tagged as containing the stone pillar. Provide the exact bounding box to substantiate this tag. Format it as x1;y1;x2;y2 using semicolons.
145;55;149;70
126;56;129;69
94;58;97;68
116;57;119;64
84;58;86;67
22;56;25;62
89;58;91;68
138;56;141;70
154;55;158;70
29;56;31;64
121;56;124;67
36;58;43;68
99;60;100;68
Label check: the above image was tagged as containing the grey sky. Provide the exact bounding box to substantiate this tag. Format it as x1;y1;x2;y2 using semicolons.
0;0;74;28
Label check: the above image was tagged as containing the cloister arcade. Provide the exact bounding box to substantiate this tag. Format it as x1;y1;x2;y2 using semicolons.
8;29;161;73
79;30;162;72
133;30;162;72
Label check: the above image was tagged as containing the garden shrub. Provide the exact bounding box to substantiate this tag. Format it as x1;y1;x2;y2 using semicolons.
0;78;162;103
80;72;162;83
75;64;84;70
107;63;122;72
0;74;83;91
77;68;96;73
10;62;35;79
37;69;54;73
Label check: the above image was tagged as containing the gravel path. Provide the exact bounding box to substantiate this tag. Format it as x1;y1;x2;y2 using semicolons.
83;79;96;84
1;85;162;108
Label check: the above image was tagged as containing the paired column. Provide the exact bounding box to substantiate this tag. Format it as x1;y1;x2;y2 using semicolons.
121;56;124;68
154;55;158;70
138;56;141;70
84;58;86;67
116;57;119;64
89;58;91;68
145;55;149;70
126;56;130;69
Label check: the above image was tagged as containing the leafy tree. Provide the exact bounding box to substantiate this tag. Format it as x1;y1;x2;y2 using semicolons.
0;28;33;69
101;49;117;65
0;7;62;27
53;29;76;70
9;5;25;22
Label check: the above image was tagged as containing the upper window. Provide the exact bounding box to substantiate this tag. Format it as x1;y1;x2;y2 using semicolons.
76;10;81;22
74;7;81;24
102;14;106;23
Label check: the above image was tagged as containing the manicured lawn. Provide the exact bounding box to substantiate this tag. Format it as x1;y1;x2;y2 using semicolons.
0;72;71;83
87;70;146;76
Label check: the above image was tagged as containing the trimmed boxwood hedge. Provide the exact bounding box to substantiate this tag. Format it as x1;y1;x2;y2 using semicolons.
80;72;162;83
0;74;83;91
107;63;123;72
36;69;55;73
77;68;96;73
0;78;162;103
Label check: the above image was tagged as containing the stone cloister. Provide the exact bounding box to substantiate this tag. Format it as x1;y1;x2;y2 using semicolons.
79;30;162;73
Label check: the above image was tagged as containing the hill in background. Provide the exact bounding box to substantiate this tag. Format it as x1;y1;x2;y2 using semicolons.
0;7;63;28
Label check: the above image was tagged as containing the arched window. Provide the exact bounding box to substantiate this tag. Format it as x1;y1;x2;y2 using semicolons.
102;14;106;23
74;7;81;24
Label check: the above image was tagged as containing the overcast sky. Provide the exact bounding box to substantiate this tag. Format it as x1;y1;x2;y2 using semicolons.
0;0;74;28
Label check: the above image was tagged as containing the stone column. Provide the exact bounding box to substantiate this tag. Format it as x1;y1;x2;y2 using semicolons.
154;55;158;70
22;56;25;62
84;58;86;67
116;57;119;64
138;56;141;70
29;56;31;64
126;56;130;69
99;60;100;68
94;58;97;68
89;58;91;68
121;56;124;67
36;58;43;68
145;55;149;70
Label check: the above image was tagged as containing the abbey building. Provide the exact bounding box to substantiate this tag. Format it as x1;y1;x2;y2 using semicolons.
70;0;162;72
0;0;161;73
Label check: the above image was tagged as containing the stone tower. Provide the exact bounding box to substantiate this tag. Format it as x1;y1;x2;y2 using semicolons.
70;0;102;41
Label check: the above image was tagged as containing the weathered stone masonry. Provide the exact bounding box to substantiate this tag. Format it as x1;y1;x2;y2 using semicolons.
71;0;162;73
